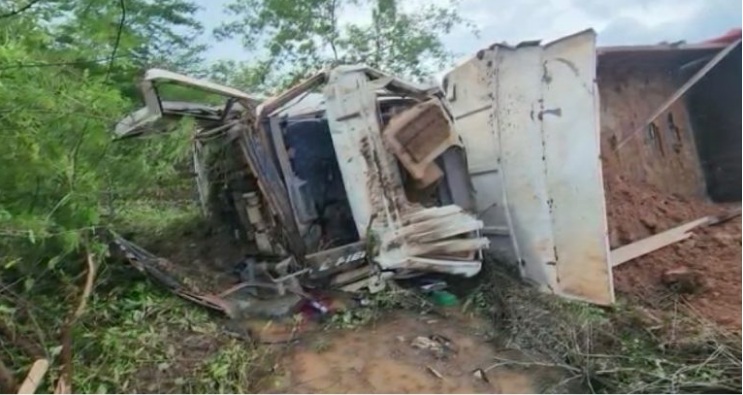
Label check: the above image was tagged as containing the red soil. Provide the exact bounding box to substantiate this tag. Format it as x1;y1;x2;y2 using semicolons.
605;174;742;332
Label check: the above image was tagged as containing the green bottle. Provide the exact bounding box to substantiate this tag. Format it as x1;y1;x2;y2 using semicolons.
430;290;458;306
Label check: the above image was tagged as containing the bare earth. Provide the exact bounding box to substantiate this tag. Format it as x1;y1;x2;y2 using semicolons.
268;310;568;394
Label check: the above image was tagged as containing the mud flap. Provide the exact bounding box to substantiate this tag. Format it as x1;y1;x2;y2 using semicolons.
443;30;614;304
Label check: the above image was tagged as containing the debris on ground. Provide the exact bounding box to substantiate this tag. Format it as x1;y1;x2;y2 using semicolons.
411;333;459;360
661;266;705;294
426;365;445;379
17;359;49;395
273;311;572;394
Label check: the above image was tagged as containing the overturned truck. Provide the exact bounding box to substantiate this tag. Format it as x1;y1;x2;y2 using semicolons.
113;30;615;313
113;65;489;314
114;29;741;316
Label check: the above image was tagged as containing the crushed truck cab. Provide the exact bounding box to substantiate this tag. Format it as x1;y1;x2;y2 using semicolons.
114;64;488;299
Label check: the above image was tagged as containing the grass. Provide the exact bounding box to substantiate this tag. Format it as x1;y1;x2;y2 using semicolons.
480;260;742;394
0;198;278;394
5;194;737;394
2;272;274;393
111;198;202;238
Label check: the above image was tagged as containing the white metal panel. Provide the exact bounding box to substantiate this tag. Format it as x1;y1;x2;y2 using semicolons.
540;31;614;304
443;30;614;305
322;68;488;277
442;54;517;262
491;44;558;288
441;57;498;174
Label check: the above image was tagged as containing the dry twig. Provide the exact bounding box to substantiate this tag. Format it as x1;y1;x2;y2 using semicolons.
55;253;97;394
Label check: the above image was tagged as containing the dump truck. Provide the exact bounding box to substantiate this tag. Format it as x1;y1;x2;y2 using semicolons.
113;28;741;315
112;30;614;310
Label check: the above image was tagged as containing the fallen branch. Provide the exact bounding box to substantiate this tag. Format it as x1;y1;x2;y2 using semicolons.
0;0;42;19
55;253;97;394
17;359;48;394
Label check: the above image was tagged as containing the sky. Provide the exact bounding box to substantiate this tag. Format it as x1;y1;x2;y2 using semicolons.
195;0;742;65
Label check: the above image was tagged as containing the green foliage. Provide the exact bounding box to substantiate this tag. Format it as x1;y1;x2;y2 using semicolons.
0;276;269;393
215;0;476;87
0;0;474;392
0;2;208;391
0;0;202;272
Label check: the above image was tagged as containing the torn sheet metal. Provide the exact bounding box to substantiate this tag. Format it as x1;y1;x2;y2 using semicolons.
229;117;305;258
110;232;235;316
443;29;614;304
323;67;487;277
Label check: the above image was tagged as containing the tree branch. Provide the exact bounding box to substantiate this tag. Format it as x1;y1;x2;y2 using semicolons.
0;0;42;19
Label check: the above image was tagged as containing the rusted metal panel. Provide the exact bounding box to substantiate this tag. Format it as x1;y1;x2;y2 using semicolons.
231;119;306;258
323;67;406;235
192;140;209;215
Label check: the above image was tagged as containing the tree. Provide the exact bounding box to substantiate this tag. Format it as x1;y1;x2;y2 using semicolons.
0;0;195;283
0;0;209;100
215;0;476;86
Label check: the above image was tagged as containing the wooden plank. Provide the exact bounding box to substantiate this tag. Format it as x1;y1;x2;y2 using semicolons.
17;359;49;394
611;216;712;267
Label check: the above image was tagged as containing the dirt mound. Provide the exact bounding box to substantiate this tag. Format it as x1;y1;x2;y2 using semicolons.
605;174;742;331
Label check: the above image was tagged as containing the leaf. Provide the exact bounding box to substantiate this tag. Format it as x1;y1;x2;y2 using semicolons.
0;304;16;315
3;258;20;269
50;345;63;357
23;277;34;291
47;255;63;269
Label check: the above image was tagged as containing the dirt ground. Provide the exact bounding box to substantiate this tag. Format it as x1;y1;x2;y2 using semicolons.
604;174;742;331
267;310;571;394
